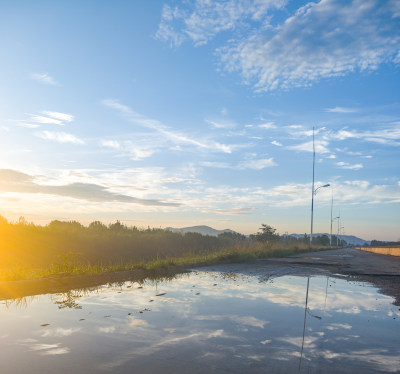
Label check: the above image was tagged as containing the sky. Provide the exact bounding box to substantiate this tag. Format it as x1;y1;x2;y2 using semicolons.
0;0;399;241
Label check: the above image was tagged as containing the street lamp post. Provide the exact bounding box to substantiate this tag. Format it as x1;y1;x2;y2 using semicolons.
332;215;340;247
310;127;331;246
330;189;333;247
311;183;330;246
310;127;316;247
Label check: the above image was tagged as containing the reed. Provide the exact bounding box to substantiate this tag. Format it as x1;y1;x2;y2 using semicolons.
0;242;326;282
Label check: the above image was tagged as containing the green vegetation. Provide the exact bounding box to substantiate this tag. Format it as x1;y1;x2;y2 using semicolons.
0;217;331;282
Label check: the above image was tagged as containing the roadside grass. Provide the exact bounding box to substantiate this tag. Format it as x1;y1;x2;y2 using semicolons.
0;242;330;282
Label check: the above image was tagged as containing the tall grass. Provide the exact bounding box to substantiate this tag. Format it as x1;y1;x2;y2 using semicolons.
0;240;325;282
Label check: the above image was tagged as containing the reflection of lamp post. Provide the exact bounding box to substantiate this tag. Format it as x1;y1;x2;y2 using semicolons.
299;277;310;371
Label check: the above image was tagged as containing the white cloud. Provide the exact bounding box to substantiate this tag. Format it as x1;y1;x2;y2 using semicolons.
37;131;85;145
238;158;277;170
156;0;286;47
41;111;74;122
29;115;64;125
287;140;330;154
271;140;282;146
13;111;74;129
200;161;230;168
325;107;358;113
159;0;400;91
336;162;363;170
259;122;276;129
328;125;400;145
100;140;120;149
129;148;155;161
31;72;58;85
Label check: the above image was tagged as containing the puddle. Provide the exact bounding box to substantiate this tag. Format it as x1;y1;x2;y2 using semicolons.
1;270;399;373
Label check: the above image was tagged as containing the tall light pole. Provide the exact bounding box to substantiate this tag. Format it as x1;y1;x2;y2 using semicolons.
310;127;330;246
310;127;315;247
332;215;340;247
330;188;333;246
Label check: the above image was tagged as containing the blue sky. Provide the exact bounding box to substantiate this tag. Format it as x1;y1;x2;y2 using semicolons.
0;0;399;240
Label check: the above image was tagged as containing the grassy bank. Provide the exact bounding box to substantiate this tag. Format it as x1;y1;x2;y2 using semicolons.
0;243;327;282
0;216;332;282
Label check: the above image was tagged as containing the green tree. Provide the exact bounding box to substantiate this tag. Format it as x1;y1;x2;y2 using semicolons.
252;224;279;243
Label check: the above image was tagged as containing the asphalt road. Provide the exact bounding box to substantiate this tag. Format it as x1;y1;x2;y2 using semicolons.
264;247;400;276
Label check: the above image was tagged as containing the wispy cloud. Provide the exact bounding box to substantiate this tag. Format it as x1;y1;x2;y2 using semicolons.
31;72;58;86
100;140;120;149
199;161;230;169
200;157;277;170
0;169;180;207
238;158;277;170
37;131;85;145
327;125;400;145
336;162;363;170
325;107;358;113
201;207;257;216
271;140;282;147
129;148;155;161
41;111;74;122
159;0;400;91
29;115;64;125
15;110;74;128
287;140;330;154
259;122;277;129
103;99;237;154
206;119;236;129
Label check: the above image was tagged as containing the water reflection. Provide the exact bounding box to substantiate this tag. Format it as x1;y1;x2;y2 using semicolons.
0;269;399;373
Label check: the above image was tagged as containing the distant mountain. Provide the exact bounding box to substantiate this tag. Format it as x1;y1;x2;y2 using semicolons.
288;233;370;246
165;225;237;237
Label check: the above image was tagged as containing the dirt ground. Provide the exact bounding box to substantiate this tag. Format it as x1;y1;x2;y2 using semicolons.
1;247;399;304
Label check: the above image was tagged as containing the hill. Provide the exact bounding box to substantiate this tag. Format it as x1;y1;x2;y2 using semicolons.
165;225;237;237
288;233;370;246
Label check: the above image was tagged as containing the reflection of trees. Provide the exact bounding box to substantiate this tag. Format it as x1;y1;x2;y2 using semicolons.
54;291;83;309
3;295;36;309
